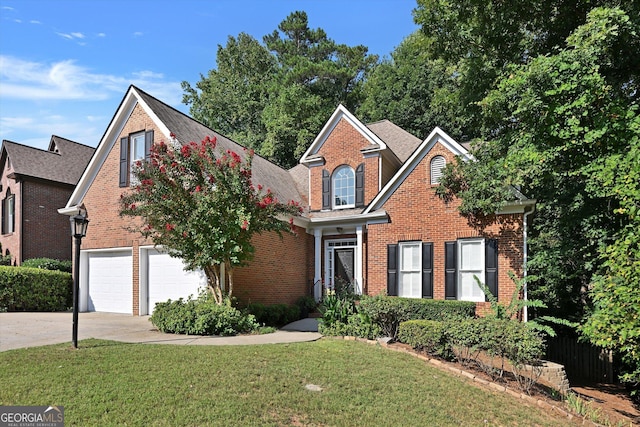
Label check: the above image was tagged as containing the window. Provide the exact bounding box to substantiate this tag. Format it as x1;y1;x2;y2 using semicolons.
399;242;422;298
387;242;433;299
333;166;355;208
445;238;498;302
458;239;486;302
1;190;15;234
119;130;153;187
430;155;446;185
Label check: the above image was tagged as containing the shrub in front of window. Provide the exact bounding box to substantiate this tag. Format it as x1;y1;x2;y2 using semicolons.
244;302;300;327
357;295;476;339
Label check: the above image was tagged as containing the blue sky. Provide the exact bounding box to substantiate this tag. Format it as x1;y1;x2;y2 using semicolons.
0;0;419;150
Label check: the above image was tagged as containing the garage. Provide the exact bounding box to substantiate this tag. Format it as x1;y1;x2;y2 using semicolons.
86;251;133;314
142;249;206;315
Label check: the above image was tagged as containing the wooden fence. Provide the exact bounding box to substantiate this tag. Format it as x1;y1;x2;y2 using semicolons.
545;336;615;384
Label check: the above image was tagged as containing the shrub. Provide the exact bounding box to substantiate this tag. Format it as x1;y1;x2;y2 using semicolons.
0;266;72;311
244;302;300;327
319;294;356;326
0;254;11;266
319;311;382;340
296;295;317;318
151;296;258;336
398;320;453;359
22;258;72;273
358;295;476;339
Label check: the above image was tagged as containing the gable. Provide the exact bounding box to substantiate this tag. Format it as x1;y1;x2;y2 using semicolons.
364;127;471;214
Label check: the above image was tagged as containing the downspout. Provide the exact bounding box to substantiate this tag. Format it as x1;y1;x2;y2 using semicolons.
522;205;535;322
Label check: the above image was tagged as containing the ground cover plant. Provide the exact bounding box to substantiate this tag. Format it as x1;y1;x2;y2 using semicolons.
0;339;574;426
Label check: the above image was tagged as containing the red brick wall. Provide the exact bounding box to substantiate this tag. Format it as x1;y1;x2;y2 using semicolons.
233;225;313;306
366;142;524;311
22;180;75;262
309;118;380;211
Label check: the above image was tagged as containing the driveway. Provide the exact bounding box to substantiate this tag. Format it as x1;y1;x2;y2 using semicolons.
0;312;321;351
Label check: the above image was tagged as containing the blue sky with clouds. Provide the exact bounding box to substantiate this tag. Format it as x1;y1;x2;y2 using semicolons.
0;0;418;150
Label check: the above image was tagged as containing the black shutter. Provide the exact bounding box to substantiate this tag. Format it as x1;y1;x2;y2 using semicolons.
322;169;330;210
387;244;398;296
485;239;498;301
119;137;129;188
445;241;457;300
422;242;433;298
355;163;365;207
144;130;154;161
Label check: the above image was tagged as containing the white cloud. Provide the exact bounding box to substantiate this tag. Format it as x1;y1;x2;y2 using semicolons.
1;6;14;10
71;32;85;39
14;19;21;23
133;31;143;37
56;32;73;40
30;20;41;24
97;32;106;37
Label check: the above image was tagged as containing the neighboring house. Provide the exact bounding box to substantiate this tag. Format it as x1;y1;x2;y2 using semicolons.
0;136;95;265
60;85;534;316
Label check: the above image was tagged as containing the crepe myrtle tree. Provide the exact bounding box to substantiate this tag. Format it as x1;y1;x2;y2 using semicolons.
120;135;302;304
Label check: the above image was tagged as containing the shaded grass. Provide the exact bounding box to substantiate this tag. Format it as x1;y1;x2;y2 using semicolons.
0;339;570;426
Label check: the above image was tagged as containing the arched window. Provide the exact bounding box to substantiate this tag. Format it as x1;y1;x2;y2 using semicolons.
333;166;355;208
430;155;446;185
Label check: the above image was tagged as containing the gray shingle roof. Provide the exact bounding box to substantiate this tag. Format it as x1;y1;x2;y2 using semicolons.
1;136;94;185
133;86;304;205
366;120;421;162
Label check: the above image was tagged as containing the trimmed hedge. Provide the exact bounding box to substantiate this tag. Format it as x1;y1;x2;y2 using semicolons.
358;295;476;339
0;266;72;311
398;320;453;359
22;258;72;273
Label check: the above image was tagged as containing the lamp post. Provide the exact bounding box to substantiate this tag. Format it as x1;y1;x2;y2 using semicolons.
70;211;89;349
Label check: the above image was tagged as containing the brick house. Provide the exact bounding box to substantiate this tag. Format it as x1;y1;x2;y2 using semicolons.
0;136;94;265
60;85;534;315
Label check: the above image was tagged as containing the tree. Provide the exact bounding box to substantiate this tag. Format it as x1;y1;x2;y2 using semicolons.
182;33;276;151
358;31;474;141
183;11;378;169
119;136;302;304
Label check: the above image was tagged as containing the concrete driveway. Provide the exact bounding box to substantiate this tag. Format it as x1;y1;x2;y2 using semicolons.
0;312;321;352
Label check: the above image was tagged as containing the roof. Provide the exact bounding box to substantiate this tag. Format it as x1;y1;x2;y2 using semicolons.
63;85;304;213
366;120;421;163
1;136;94;185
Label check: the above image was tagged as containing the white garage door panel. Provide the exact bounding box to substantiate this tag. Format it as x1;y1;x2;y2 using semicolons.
88;252;132;314
148;251;206;313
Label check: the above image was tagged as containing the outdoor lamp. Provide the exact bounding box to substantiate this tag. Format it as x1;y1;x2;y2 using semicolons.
70;210;89;349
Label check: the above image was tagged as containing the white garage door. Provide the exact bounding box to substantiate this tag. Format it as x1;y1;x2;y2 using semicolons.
87;251;133;314
147;250;206;313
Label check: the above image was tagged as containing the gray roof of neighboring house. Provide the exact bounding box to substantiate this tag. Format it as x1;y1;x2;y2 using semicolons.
1;136;94;185
134;86;304;205
366;120;421;163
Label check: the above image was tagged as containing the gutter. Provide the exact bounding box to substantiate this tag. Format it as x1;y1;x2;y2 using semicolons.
522;203;536;322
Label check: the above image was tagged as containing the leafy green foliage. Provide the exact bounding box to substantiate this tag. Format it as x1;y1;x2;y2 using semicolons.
119;136;301;304
398;320;452;359
243;302;300;327
183;11;378;168
21;258;72;273
357;295;476;340
150;296;259;336
0;266;72;311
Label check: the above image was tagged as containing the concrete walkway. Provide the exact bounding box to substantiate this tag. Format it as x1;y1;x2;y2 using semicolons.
0;312;321;352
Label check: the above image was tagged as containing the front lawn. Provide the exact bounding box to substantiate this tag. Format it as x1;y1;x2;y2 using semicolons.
0;339;571;426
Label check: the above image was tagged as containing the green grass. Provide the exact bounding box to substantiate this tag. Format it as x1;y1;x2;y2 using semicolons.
0;339;569;426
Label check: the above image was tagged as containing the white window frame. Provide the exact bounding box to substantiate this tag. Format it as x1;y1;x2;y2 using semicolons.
398;241;422;298
430;155;446;185
457;238;486;302
130;132;146;182
332;165;355;209
2;191;15;234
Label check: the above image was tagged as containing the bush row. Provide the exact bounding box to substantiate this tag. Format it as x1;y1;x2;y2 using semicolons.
398;317;546;392
21;258;72;273
0;266;72;311
150;296;260;336
319;295;476;340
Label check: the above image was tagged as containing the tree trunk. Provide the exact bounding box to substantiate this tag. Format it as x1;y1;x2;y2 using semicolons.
226;261;234;301
204;264;223;305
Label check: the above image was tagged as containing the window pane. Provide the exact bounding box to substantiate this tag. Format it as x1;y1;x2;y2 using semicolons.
333;166;355;208
399;242;421;298
399;272;420;298
459;272;485;301
460;240;483;270
132;134;146;162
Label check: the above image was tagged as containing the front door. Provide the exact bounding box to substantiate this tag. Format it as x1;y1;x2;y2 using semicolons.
334;248;354;293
